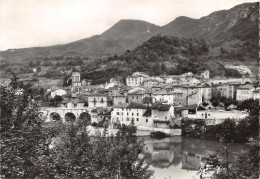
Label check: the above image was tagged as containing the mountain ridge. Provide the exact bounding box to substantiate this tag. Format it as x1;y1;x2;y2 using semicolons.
0;2;258;63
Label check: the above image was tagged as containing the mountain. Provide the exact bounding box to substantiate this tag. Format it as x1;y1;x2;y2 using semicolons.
0;2;258;63
160;2;258;43
0;20;160;63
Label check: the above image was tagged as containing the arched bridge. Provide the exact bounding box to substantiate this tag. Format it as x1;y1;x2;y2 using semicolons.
41;107;94;123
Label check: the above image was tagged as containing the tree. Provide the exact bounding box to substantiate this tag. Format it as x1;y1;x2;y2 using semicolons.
220;119;236;142
161;63;166;72
212;100;219;109
200;139;259;179
1;74;154;178
0;73;50;178
43;123;153;178
202;102;208;107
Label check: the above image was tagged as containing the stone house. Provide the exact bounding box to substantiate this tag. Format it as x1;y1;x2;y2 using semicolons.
88;93;108;108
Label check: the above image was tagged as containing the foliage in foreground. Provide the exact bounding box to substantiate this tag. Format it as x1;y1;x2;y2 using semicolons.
199;139;259;179
0;74;153;178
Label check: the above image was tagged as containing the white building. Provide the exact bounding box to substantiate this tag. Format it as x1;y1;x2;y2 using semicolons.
253;88;260;100
126;72;149;87
200;70;210;79
72;71;81;87
152;89;174;105
236;84;255;101
126;75;145;87
111;103;175;128
50;89;67;98
88;93;108;108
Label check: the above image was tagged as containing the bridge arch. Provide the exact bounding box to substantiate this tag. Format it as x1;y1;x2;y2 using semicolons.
78;112;91;126
65;112;76;123
50;112;61;121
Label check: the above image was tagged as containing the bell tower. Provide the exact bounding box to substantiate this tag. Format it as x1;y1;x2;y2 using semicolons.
71;71;81;87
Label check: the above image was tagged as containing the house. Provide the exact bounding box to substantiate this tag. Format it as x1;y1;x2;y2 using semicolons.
111;103;148;126
150;103;175;128
212;82;240;99
201;83;212;103
187;93;201;106
179;106;248;124
184;109;249;124
200;70;210;79
126;75;145;87
60;99;86;108
182;85;203;106
186;77;200;85
81;79;92;86
253;88;260;100
236;84;255;101
152;89;174;105
112;93;127;106
104;82;118;89
50;89;67;98
128;90;146;103
88;93;108;108
90;107;111;124
111;102;174;128
126;72;149;87
143;79;161;89
132;72;149;78
172;89;184;106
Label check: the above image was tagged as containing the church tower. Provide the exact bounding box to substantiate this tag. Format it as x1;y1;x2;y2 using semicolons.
71;71;81;87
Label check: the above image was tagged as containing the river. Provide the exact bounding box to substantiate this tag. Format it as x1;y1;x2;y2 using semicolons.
140;136;247;179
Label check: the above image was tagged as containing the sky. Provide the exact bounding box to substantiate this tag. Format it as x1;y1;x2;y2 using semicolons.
0;0;256;51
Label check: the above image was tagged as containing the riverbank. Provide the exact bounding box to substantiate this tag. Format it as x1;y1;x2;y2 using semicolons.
181;116;258;143
86;126;182;137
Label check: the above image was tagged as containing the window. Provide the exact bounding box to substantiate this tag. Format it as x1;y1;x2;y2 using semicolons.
136;118;139;121
116;112;119;115
126;117;129;121
165;116;167;119
132;113;134;116
122;117;123;121
146;119;148;123
127;112;129;116
137;113;139;116
132;96;134;99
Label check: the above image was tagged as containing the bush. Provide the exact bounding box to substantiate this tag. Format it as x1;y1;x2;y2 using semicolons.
91;122;98;127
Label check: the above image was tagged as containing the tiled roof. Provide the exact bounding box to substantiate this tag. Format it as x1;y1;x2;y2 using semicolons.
152;103;171;111
237;84;254;89
153;89;171;95
88;93;107;97
143;109;152;117
127;102;147;109
128;90;145;95
142;97;153;104
113;103;129;108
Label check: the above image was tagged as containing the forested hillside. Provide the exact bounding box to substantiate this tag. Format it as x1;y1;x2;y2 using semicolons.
79;35;241;85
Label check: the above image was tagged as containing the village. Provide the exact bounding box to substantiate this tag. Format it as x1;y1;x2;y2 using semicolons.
41;69;258;136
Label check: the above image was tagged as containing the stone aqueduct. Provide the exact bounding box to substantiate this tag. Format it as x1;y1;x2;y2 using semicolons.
41;107;93;123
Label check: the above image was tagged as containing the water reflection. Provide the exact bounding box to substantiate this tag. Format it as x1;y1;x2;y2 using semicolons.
140;137;247;179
